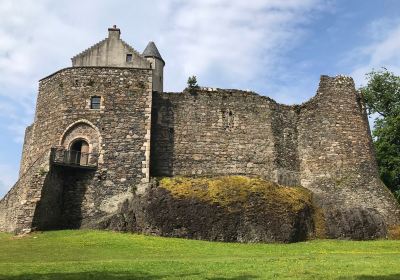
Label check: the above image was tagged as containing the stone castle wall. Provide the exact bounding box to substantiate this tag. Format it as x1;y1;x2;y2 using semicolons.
297;76;400;235
1;67;153;232
1;72;399;235
151;89;300;186
0;151;50;233
151;76;400;231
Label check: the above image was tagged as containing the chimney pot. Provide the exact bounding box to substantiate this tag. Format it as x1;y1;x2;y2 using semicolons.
108;25;121;39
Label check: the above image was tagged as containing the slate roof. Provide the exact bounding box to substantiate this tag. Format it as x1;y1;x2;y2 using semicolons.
142;41;164;64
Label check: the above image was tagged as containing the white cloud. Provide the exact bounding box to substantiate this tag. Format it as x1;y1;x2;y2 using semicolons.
350;21;400;86
160;0;323;91
0;0;325;146
0;0;327;197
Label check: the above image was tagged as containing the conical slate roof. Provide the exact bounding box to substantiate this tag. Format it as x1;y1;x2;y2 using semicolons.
142;41;164;63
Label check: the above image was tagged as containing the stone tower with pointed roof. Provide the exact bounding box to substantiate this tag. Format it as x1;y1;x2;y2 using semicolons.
143;41;165;92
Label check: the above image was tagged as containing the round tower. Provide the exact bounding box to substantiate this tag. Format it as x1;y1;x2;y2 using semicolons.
143;41;165;92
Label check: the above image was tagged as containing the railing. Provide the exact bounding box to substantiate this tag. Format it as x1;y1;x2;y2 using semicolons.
50;147;98;169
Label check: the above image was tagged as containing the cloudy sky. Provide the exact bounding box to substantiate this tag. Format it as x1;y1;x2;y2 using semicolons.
1;0;400;196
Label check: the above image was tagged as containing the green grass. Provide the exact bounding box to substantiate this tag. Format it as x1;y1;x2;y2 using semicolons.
0;230;399;279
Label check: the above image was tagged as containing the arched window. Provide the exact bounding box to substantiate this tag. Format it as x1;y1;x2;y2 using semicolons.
69;139;90;165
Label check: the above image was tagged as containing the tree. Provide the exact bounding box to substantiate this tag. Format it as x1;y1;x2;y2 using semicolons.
360;68;400;202
187;75;199;93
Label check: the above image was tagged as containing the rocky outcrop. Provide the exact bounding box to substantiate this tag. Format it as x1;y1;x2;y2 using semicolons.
94;176;397;242
96;176;315;243
324;207;387;240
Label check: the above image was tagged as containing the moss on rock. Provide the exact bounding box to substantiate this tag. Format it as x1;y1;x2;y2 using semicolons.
93;176;393;242
103;176;315;243
159;176;312;213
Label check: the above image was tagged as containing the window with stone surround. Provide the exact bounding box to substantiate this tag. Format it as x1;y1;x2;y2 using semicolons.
90;96;101;109
126;53;133;62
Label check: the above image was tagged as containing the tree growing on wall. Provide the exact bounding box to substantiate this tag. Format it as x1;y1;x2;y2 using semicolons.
360;68;400;202
187;75;199;93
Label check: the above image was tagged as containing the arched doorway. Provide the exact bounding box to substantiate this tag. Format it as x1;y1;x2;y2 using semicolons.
69;139;90;166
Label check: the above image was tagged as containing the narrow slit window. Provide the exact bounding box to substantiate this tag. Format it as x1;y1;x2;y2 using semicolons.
90;96;101;109
126;54;133;62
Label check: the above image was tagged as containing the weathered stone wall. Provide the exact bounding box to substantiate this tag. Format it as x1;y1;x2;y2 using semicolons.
32;165;95;230
297;76;400;232
146;57;164;92
0;151;50;233
151;89;300;186
20;124;34;176
151;77;400;234
31;165;64;231
1;67;153;232
71;28;150;69
2;72;399;237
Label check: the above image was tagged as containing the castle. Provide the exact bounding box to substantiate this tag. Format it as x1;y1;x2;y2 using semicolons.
0;26;399;237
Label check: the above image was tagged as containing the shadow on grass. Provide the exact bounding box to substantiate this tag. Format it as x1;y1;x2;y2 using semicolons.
339;275;400;280
0;271;184;280
0;272;259;280
206;276;258;280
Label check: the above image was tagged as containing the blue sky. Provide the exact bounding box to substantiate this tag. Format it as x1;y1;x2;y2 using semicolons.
1;0;400;196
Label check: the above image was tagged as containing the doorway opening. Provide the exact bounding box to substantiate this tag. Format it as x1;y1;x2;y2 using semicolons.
69;139;89;166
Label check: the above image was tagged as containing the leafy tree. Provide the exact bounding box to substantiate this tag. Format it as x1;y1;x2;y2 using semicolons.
360;69;400;202
187;75;199;92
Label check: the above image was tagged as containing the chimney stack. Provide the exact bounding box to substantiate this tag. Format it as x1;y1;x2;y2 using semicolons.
108;25;121;39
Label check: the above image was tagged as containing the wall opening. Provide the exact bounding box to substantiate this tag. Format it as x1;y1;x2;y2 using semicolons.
126;53;133;62
69;139;90;166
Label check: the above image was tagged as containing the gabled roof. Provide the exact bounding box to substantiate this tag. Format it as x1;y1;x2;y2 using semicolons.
121;39;144;58
71;38;108;61
142;41;164;64
71;38;144;62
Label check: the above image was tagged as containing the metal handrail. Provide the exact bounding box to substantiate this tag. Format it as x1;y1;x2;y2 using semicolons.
50;147;98;168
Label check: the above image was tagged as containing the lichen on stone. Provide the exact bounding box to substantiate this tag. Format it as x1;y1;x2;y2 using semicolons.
159;175;312;212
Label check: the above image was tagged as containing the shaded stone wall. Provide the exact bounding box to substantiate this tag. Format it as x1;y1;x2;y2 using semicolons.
151;89;300;185
31;165;64;231
32;166;96;230
271;104;300;186
0;151;50;233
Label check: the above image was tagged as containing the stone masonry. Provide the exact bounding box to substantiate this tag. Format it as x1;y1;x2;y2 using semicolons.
0;26;399;237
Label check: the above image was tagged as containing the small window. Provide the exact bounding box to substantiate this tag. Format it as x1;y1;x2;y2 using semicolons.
126;54;133;62
90;96;101;109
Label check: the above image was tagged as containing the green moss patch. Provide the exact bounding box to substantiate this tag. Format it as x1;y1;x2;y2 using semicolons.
159;176;312;212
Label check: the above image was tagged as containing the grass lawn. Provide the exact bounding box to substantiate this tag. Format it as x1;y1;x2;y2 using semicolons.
0;230;399;279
